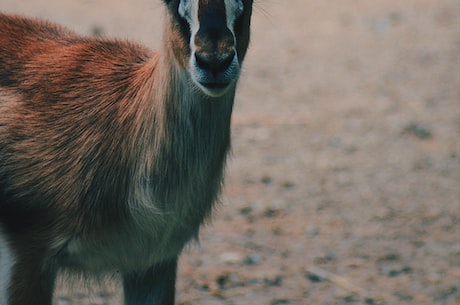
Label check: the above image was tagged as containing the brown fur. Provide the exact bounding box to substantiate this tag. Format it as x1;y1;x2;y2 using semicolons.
0;0;253;304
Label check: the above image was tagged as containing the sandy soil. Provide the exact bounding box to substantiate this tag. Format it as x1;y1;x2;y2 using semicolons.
1;0;459;304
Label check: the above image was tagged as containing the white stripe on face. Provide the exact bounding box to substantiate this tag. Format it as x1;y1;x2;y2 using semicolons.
0;228;14;305
224;0;244;33
178;0;200;37
178;0;244;45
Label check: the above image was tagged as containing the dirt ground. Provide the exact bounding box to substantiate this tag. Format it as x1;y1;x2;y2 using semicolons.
1;0;459;304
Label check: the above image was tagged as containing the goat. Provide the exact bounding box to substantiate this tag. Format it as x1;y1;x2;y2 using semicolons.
0;0;253;304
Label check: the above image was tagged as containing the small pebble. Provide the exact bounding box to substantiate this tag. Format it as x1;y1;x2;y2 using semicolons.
244;253;262;265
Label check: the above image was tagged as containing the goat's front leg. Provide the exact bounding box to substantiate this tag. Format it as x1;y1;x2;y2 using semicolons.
0;237;57;305
122;258;178;305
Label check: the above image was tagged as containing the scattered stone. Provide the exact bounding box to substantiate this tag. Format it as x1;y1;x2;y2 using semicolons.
377;252;413;277
306;271;324;283
365;298;377;305
387;266;412;277
264;208;281;218
403;122;433;139
270;298;290;305
264;275;283;287
281;181;296;189
272;226;284;235
261;175;273;185
198;283;210;292
216;272;243;290
313;252;337;264
306;225;320;238
260;175;273;185
219;252;243;265
434;286;458;301
244;253;262;265
395;290;414;301
377;253;400;262
281;250;290;258
239;206;253;216
340;294;358;303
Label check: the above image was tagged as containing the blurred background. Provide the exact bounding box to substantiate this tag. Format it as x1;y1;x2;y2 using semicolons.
1;0;459;304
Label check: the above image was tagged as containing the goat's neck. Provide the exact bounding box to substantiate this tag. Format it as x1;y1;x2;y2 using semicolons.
127;39;235;209
157;55;235;168
155;25;236;159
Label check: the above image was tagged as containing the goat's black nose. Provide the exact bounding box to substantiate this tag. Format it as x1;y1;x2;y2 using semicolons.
195;51;235;75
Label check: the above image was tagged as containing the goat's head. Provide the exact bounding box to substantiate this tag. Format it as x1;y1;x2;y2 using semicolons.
164;0;253;97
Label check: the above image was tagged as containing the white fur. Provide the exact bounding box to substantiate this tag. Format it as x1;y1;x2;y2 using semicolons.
225;0;244;31
0;228;14;305
179;0;200;55
179;0;200;35
179;0;243;42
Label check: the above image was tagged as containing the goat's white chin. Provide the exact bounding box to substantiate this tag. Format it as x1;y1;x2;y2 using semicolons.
195;80;234;98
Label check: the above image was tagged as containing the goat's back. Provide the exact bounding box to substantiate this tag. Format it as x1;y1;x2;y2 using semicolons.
0;13;156;233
